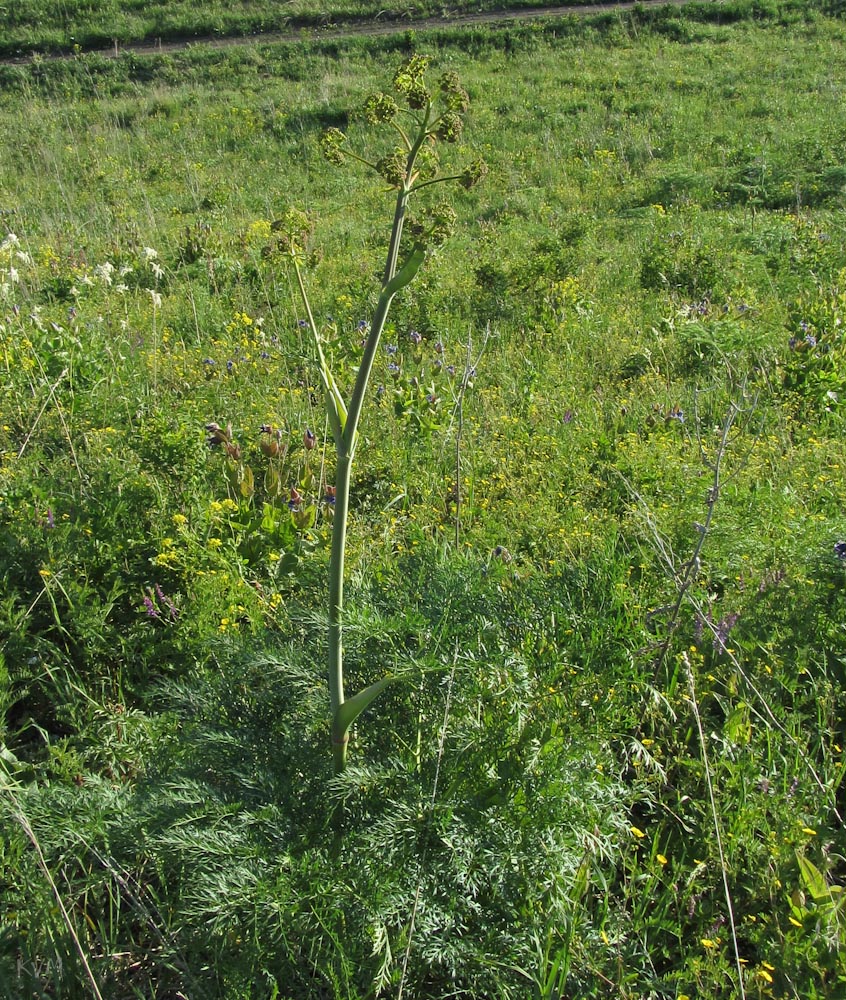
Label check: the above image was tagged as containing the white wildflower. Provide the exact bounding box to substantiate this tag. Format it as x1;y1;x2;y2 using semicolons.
148;289;162;309
150;261;164;280
143;247;158;261
94;262;115;285
115;283;129;294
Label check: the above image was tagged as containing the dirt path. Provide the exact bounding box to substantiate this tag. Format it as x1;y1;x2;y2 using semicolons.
3;0;700;66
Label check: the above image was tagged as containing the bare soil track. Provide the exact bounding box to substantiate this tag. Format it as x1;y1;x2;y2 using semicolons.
3;0;708;66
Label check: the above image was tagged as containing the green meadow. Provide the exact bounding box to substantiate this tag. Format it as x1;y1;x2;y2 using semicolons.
1;2;846;997
5;0;619;58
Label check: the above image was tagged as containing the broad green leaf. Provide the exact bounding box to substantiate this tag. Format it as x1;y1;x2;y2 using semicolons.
332;675;397;744
797;851;830;903
383;244;426;297
239;464;255;498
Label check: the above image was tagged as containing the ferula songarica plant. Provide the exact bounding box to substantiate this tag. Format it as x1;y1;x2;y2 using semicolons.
280;55;486;775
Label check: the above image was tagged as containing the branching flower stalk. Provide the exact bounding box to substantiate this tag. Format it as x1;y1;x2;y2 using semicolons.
279;56;486;773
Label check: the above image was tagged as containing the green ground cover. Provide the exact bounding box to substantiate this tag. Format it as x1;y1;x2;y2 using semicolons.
1;3;846;997
2;0;647;59
0;0;823;58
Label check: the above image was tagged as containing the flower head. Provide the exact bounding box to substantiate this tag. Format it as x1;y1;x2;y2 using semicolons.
320;127;347;165
460;157;489;190
363;92;398;124
393;54;430;110
435;110;464;143
713;612;740;654
375;148;408;187
439;70;469;112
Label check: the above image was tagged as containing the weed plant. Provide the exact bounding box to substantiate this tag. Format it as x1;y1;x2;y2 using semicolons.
0;4;846;998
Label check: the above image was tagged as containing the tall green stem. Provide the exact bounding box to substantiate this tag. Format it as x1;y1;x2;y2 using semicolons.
326;161;422;772
293;80;481;775
328;449;353;773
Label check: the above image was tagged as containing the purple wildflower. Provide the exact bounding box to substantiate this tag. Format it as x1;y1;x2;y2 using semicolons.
713;612;740;654
155;583;179;621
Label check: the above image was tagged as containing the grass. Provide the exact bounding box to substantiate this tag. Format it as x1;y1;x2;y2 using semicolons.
1;2;846;997
0;0;699;58
0;0;823;58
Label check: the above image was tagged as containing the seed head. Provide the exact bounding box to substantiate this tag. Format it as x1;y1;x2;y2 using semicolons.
272;208;312;257
376;148;408;187
427;203;457;247
460;157;489;190
435;111;464;143
363;92;399;124
393;54;430;110
320;127;347;166
439;70;469;112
